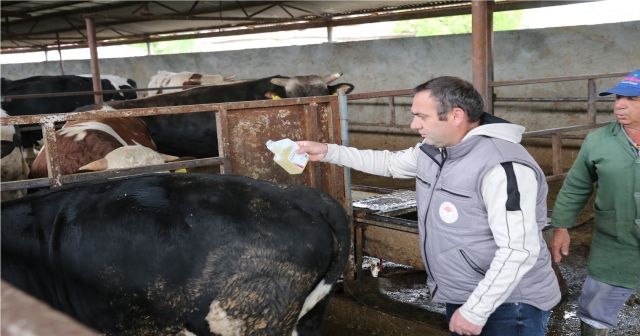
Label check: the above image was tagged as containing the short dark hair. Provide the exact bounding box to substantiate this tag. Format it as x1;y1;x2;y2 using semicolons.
413;76;485;123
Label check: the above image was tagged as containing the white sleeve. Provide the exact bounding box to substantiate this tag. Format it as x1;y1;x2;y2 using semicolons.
459;162;541;326
320;143;420;179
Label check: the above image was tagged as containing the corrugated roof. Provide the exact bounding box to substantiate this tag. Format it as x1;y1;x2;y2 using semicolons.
0;1;587;54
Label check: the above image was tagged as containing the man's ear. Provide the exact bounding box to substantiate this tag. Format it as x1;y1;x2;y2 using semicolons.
450;108;466;126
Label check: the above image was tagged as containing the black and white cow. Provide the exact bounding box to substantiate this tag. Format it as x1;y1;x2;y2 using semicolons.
75;73;355;158
1;173;350;336
1;75;138;148
1;109;30;201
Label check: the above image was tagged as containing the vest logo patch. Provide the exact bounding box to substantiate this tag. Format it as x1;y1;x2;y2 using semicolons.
439;201;458;224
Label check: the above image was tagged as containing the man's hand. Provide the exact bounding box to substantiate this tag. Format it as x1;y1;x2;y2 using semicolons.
551;228;570;262
449;308;482;335
295;141;329;162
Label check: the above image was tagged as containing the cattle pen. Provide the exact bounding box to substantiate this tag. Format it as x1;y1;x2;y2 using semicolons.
2;0;639;334
2;69;636;335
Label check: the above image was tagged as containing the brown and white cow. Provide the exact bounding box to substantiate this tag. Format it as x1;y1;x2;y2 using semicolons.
147;71;235;97
29;106;178;179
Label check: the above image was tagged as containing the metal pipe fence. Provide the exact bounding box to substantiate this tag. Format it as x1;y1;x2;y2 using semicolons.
0;96;338;192
343;72;626;182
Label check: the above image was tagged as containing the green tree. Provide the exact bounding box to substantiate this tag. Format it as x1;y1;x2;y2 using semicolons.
151;39;197;55
394;11;523;36
127;39;197;55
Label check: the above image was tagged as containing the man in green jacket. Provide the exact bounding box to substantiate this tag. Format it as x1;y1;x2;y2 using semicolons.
551;70;640;336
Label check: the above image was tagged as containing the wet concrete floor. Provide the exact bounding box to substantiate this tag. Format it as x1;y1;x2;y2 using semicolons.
323;172;640;335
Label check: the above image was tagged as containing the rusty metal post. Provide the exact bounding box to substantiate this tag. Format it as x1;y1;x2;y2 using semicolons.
308;102;321;188
587;78;597;124
339;88;358;289
552;132;563;176
42;121;63;188
472;0;488;110
388;96;396;125
486;0;495;115
84;17;103;104
216;109;227;174
56;33;65;75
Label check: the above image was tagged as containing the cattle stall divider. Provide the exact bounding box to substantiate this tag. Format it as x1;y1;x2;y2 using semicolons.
1;95;365;331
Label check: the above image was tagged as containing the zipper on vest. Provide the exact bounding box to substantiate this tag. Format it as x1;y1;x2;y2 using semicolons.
436;149;447;178
420;148;448;299
437;188;470;198
460;249;486;276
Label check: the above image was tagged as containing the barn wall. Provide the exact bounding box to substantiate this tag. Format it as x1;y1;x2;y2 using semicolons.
3;21;638;170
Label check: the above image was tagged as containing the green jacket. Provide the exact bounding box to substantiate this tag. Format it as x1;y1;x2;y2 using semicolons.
551;121;640;289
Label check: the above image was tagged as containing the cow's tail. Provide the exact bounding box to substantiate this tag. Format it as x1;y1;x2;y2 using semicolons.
297;198;350;320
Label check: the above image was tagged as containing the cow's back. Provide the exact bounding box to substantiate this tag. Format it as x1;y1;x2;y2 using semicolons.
90;77;287;158
2;75;136;148
1;173;349;335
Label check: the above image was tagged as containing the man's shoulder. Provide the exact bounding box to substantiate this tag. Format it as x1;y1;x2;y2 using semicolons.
586;121;617;140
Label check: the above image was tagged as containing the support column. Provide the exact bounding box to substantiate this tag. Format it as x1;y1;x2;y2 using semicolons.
146;35;151;55
56;33;65;75
486;0;495;114
472;0;488;110
327;20;333;43
85;18;103;104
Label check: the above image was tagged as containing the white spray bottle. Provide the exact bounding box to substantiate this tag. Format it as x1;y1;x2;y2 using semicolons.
265;138;309;174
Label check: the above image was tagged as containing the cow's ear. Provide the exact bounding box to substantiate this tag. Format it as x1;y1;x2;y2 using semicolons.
322;72;343;84
270;78;290;87
79;158;108;171
328;83;355;95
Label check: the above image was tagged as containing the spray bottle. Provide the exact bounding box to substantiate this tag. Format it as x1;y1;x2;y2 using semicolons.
265;138;309;174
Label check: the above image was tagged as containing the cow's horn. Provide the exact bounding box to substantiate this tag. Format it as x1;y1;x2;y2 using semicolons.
79;158;109;171
201;75;224;85
322;73;343;84
270;77;290;87
160;154;180;162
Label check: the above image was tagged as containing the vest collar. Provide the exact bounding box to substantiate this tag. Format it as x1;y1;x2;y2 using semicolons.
419;113;513;161
419;135;487;162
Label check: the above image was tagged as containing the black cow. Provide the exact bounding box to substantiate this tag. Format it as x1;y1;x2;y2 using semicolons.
75;73;355;158
1;75;137;147
1;173;350;336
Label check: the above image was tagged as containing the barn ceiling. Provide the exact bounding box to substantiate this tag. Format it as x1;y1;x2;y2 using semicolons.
0;1;589;54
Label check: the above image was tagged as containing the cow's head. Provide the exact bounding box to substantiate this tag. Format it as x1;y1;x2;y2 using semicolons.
268;73;354;99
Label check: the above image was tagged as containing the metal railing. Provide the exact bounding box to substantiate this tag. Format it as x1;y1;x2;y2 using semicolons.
343;72;627;182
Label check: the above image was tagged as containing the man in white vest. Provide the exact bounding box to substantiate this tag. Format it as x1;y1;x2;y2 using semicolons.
296;76;561;336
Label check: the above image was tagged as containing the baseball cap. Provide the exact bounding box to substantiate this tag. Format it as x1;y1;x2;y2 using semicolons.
599;70;640;96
